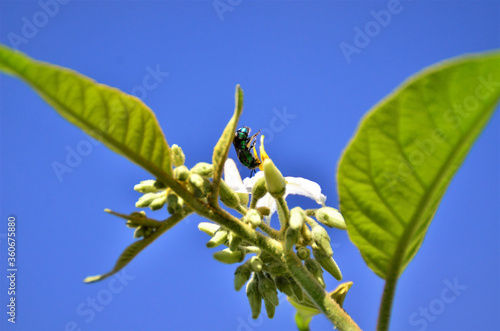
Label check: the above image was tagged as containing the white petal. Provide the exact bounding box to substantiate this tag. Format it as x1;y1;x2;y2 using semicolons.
224;159;246;193
284;177;327;205
242;171;264;194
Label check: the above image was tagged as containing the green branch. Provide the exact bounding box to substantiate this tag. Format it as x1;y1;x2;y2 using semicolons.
283;251;361;331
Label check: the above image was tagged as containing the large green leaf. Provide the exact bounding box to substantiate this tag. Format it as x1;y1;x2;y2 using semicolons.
0;45;172;178
338;52;500;279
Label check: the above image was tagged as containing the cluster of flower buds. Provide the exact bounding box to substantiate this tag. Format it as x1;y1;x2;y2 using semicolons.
131;137;350;320
198;203;345;320
133;145;217;213
122;211;158;239
199;219;303;319
130;144;216;238
199;139;349;319
286;207;343;281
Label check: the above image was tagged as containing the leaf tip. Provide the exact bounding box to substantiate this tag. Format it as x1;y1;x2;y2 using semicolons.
83;275;102;284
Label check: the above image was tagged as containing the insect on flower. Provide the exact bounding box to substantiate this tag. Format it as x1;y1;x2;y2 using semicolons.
233;126;261;177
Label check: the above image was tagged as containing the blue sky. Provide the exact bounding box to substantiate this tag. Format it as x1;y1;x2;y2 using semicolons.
0;1;499;330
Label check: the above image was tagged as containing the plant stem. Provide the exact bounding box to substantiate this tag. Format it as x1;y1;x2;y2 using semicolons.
276;197;290;232
377;273;398;331
258;222;281;241
283;251;361;331
158;171;360;330
235;204;248;215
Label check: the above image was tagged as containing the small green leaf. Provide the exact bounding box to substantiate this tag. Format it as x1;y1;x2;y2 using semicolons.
104;209;163;228
294;312;313;331
209;85;244;206
84;240;148;283
84;211;190;283
338;52;500;279
0;45;173;179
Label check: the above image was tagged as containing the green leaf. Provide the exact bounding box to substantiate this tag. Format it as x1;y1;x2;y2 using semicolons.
338;52;500;279
209;85;244;206
84;211;190;283
294;311;313;331
104;209;164;228
0;45;172;178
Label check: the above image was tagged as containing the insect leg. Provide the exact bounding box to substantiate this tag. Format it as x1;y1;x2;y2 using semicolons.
246;130;261;149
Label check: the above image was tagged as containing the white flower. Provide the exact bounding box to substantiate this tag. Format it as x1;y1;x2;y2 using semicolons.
224;158;326;223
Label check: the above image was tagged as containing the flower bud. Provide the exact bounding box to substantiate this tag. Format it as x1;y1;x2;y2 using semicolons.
219;179;240;209
310;223;333;258
190;162;213;178
312;247;342;281
143;227;154;237
206;229;228;248
289;278;304;301
265;261;287;276
134;180;158;193
135;192;160;208
304;258;325;288
274;276;294;297
189;174;211;198
289;207;305;230
258;274;279;307
244;209;262;229
213;248;245;264
126;211;146;228
234;263;252;291
133;225;144;238
228;232;242;251
256;206;270;217
246;275;262;319
251;176;267;201
329;281;352;307
263;296;276;318
316;207;346;230
173;165;190;181
297;246;311;260
171;144;185;167
166;192;181;214
198;222;220;236
301;224;312;242
149;193;167;211
263;159;286;199
249;256;263;272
